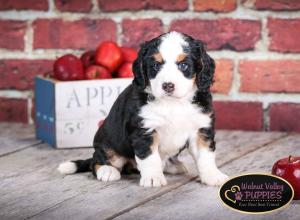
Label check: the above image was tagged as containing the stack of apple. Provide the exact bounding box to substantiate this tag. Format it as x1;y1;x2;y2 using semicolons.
52;41;137;81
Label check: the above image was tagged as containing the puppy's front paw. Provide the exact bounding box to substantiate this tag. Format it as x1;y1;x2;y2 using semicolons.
200;169;228;186
96;165;121;182
140;173;167;187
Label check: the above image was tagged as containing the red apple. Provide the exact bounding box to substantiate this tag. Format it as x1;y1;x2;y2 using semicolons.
117;62;134;78
80;50;96;70
95;41;123;72
85;65;112;79
272;155;300;200
53;54;84;81
120;47;138;63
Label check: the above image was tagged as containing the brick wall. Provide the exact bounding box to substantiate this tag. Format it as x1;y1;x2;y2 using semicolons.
0;0;299;132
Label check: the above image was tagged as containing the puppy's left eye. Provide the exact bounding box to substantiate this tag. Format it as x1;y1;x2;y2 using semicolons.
153;62;162;71
178;62;189;71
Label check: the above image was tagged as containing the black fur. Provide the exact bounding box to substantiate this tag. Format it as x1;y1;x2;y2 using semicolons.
199;124;216;151
72;158;93;173
182;35;215;92
192;91;213;113
68;32;217;176
132;38;162;89
89;85;152;176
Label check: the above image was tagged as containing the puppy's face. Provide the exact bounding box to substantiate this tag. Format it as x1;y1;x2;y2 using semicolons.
133;32;215;99
146;33;196;99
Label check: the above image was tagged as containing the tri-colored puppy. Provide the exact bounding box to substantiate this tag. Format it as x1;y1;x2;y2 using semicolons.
58;31;228;187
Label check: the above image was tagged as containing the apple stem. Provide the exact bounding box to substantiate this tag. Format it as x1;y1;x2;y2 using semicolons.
289;155;293;163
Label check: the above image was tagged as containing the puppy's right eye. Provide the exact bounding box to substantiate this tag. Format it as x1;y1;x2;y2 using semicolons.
153;62;161;71
178;62;189;71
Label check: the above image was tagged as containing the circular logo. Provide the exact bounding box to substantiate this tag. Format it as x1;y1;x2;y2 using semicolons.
219;173;294;214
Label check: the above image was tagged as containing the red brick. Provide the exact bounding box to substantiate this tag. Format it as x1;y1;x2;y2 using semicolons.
0;59;53;90
0;0;48;11
194;0;236;12
33;19;116;50
211;59;233;94
55;0;92;12
122;19;163;49
214;101;263;131
98;0;188;11
0;98;28;123
243;0;300;11
269;103;300;132
239;60;300;93
170;19;261;51
268;18;300;53
0;20;26;50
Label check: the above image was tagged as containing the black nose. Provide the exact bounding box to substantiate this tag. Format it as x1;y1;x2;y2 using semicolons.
162;82;175;93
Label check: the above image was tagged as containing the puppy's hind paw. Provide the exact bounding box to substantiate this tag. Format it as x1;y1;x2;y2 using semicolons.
164;158;187;175
96;165;121;182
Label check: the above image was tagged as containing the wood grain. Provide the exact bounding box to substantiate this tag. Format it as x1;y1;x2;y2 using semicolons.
112;134;300;220
0;143;95;219
0;123;41;156
24;131;286;220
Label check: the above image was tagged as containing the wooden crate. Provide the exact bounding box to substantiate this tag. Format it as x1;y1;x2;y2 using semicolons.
34;76;132;148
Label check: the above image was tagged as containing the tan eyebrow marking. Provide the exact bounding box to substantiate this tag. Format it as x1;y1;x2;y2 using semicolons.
176;53;187;62
153;53;163;63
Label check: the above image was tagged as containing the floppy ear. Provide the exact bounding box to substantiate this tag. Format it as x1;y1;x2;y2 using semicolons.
194;40;215;92
132;42;149;89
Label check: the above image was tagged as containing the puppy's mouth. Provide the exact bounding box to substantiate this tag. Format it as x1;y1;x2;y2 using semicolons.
163;91;181;99
165;91;174;96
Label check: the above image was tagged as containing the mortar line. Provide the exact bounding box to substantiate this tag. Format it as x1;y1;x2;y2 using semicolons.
263;105;271;131
0;7;300;20
188;0;194;11
91;0;100;13
1;50;300;60
24;20;33;53
116;21;122;45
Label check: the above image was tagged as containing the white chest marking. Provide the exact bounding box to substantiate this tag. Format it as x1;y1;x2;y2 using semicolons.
139;98;211;158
